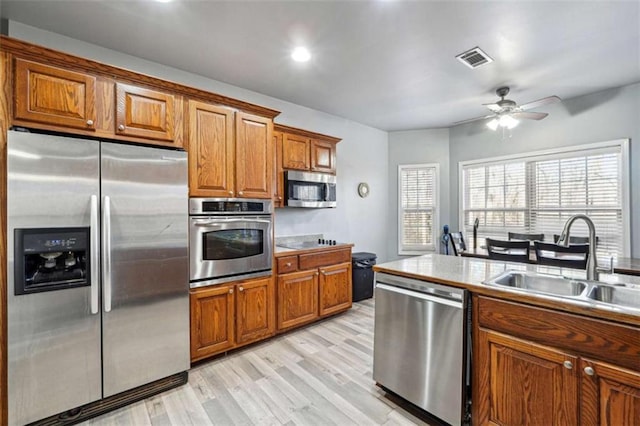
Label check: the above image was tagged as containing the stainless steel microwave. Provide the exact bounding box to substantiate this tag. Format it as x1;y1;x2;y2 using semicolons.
285;171;337;208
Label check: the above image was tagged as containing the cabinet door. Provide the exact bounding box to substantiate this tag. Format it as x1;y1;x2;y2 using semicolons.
273;131;285;207
282;133;310;170
310;139;336;174
116;82;175;142
475;330;579;426
235;112;273;198
14;58;97;131
187;100;235;197
580;358;640;426
319;261;352;316
277;270;318;330
236;276;275;345
190;284;235;362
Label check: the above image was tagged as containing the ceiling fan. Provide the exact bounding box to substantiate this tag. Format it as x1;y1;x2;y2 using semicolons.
455;86;561;130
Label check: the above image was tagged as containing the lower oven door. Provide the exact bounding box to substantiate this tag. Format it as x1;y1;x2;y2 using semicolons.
190;215;272;283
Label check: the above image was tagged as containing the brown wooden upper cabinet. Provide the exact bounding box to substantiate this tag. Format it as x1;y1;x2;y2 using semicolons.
188;100;273;199
14;58;97;131
277;124;340;176
115;82;176;142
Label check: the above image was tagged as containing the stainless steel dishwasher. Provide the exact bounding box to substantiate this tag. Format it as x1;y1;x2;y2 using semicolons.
373;273;470;426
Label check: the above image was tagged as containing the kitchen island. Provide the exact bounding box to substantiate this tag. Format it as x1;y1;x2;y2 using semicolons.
373;254;640;425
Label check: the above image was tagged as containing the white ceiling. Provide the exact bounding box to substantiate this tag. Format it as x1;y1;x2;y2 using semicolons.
2;1;639;131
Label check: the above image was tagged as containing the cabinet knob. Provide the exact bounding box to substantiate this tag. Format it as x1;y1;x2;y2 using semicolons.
315;272;319;276
320;270;325;274
238;191;244;196
86;119;94;127
584;366;595;376
563;361;573;370
118;124;125;131
229;191;234;196
229;288;234;294
285;262;292;267
239;286;244;292
278;196;282;201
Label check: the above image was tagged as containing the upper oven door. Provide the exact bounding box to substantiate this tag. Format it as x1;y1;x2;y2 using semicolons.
189;215;273;282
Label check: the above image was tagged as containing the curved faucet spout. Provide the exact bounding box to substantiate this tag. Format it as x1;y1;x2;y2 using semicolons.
557;214;599;280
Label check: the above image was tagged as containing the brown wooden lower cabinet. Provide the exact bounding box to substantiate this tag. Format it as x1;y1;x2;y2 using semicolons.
474;295;640;425
318;262;352;316
190;276;274;362
276;247;353;332
277;269;319;330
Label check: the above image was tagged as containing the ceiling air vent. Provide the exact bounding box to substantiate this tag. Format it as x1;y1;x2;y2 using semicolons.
455;47;493;69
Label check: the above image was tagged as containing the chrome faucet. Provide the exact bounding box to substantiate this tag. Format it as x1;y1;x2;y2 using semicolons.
556;214;600;280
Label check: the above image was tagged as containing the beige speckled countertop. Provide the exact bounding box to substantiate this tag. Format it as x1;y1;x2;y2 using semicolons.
374;254;640;327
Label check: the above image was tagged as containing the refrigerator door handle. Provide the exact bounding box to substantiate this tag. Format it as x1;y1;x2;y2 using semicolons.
90;194;100;315
102;195;112;313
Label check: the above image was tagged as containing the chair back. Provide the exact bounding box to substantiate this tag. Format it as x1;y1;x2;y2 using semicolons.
486;238;531;263
449;232;466;256
534;242;589;270
553;234;599;245
508;232;545;242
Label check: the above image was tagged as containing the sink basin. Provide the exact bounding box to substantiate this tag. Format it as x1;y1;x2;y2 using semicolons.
587;285;640;310
485;271;587;297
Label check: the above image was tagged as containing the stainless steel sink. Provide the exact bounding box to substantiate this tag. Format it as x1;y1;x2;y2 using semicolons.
486;271;587;297
587;285;640;310
484;270;640;314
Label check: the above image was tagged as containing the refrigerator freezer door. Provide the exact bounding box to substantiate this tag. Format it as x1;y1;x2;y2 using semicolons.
7;131;102;425
100;142;189;397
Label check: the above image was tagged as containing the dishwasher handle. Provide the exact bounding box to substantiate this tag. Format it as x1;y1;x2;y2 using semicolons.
376;283;464;309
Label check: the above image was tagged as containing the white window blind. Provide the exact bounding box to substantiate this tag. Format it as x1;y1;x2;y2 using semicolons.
461;141;629;258
399;164;438;254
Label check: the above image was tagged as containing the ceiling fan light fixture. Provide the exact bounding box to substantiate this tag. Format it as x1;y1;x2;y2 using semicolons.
500;114;519;129
486;119;499;131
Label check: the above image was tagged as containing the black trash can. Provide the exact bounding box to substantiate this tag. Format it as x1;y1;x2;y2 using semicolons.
352;252;377;302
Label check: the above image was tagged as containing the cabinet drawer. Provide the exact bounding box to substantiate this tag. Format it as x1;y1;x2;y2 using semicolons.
277;255;298;273
476;296;640;371
299;248;351;270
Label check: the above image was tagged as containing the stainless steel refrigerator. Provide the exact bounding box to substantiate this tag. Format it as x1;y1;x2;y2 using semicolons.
7;130;190;425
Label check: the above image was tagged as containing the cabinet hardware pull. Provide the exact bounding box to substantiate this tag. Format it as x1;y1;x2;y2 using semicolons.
563;361;573;370
584;366;595;376
229;191;233;195
320;270;325;274
86;119;94;126
118;124;125;131
229;289;234;294
285;262;292;267
315;272;319;276
278;196;282;201
239;286;244;292
238;191;244;196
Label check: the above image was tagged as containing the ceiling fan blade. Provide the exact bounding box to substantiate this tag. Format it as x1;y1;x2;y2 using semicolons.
453;114;496;125
483;103;502;112
519;96;561;111
511;111;548;120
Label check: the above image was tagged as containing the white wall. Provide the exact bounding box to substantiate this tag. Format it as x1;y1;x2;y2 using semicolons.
8;21;390;261
449;83;640;257
387;129;450;261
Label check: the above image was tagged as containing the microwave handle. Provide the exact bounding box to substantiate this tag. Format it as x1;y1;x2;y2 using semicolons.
324;183;330;201
193;218;272;227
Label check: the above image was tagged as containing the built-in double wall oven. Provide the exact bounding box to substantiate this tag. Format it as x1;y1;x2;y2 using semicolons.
189;198;273;287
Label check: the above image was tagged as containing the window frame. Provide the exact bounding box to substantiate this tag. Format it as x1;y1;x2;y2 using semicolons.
398;163;440;255
458;139;630;257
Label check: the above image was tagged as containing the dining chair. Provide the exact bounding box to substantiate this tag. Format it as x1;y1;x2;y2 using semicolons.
449;232;467;256
485;238;531;263
553;234;599;245
508;232;545;242
534;242;589;270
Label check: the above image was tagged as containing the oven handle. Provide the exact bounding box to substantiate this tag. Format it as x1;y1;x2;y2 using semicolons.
90;194;99;315
193;218;272;227
102;195;112;313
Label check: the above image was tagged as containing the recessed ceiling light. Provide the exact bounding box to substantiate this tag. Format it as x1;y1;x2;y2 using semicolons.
291;47;311;63
155;0;172;3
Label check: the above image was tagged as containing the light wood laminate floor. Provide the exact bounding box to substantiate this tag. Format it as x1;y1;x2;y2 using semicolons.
81;299;436;426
